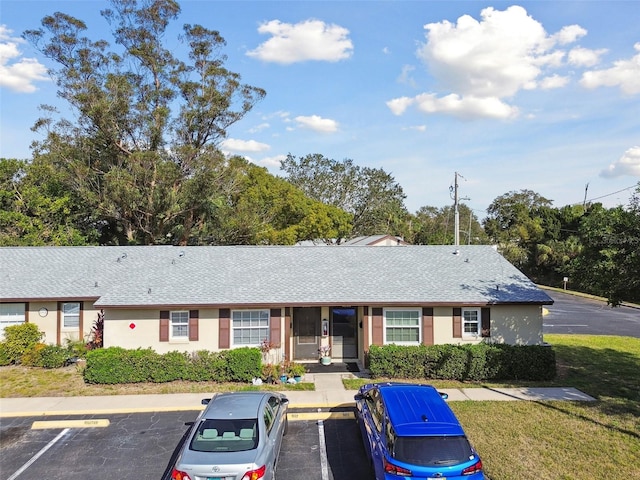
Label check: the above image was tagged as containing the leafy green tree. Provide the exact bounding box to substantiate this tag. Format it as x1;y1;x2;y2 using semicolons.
570;190;640;305
23;0;265;245
0;158;90;245
280;153;408;240
194;157;352;245
484;190;553;269
410;204;487;245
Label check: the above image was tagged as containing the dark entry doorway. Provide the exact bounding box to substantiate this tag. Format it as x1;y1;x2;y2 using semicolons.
292;307;321;360
331;307;358;359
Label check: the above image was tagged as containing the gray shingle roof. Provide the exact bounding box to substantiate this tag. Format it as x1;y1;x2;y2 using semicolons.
0;245;552;307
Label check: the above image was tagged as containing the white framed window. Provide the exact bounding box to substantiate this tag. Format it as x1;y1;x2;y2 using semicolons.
384;308;421;345
0;303;26;339
232;310;269;346
62;302;80;329
171;311;189;339
463;308;480;337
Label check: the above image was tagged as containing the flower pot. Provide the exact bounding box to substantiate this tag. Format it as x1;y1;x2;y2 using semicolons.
320;356;332;366
279;375;288;383
293;375;302;383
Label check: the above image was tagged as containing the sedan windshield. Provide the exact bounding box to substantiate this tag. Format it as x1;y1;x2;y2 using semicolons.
190;418;258;453
393;436;474;466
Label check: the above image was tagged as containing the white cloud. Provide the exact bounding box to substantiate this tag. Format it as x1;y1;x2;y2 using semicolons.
389;6;589;119
246;19;353;64
414;93;519;120
539;74;570;89
0;25;48;93
248;123;270;134
221;138;270;153
397;64;417;87
568;47;608;67
294;115;338;133
581;42;640;95
386;96;414;115
258;154;287;168
600;146;640;178
550;24;587;45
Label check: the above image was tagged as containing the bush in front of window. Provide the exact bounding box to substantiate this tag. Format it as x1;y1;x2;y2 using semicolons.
0;323;44;364
21;343;70;368
367;343;556;382
83;346;263;384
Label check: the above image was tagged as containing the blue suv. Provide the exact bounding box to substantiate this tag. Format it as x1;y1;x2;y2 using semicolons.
354;382;484;479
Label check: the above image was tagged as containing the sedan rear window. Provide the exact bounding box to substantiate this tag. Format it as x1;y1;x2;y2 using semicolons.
393;436;474;466
190;418;258;452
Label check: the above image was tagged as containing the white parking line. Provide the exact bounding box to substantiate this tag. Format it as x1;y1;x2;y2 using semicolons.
317;420;329;480
7;428;69;480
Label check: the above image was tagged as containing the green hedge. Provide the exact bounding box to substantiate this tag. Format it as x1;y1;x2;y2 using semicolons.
83;347;262;384
368;343;556;381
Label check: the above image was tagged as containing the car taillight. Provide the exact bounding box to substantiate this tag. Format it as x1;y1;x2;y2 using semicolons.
462;459;483;475
171;468;191;480
383;458;412;476
241;464;266;480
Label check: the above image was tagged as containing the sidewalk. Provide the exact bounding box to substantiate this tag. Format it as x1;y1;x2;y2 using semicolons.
0;372;596;418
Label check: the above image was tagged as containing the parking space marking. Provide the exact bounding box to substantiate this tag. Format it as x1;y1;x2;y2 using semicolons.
288;411;354;421
317;420;329;480
32;419;110;429
7;428;69;480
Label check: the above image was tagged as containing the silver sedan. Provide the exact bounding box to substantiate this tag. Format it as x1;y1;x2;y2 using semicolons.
171;391;289;480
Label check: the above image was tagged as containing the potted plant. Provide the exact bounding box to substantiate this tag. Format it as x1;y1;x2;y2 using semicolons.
287;362;307;382
261;363;280;384
318;345;332;365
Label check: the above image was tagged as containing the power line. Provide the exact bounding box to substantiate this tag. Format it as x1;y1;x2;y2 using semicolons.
580;184;637;204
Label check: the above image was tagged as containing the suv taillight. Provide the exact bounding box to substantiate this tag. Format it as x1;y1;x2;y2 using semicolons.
462;459;483;475
171;469;191;480
241;465;266;480
383;458;412;476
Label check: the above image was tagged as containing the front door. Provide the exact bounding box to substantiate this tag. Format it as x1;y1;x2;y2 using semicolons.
292;307;321;360
332;307;358;358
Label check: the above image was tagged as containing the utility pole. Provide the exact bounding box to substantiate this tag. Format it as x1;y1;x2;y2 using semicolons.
450;172;469;247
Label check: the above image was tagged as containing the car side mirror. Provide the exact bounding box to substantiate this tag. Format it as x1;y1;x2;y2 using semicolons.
354;393;364;400
185;421;194;426
439;392;449;400
201;398;211;405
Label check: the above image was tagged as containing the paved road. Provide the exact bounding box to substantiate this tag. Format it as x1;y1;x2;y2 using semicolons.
0;413;368;480
543;290;640;338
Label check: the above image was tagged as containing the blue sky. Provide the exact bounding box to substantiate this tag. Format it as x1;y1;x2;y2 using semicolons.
1;1;639;216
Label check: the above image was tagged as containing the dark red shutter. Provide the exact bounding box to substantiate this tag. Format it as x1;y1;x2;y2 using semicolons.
189;310;199;341
481;307;491;337
372;307;383;346
453;307;462;338
422;307;434;345
159;310;169;342
219;308;230;349
270;309;281;347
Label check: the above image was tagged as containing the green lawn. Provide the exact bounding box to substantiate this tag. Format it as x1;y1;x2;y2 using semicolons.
1;334;639;479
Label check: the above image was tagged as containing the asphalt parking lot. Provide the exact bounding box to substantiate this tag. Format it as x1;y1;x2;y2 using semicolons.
0;411;370;480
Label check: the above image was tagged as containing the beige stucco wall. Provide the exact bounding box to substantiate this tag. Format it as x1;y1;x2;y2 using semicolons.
487;304;543;345
104;308;220;354
26;301;98;345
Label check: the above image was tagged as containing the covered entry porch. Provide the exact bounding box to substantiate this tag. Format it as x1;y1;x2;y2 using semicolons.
290;306;359;362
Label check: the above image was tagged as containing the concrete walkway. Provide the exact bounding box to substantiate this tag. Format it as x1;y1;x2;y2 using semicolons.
0;372;596;418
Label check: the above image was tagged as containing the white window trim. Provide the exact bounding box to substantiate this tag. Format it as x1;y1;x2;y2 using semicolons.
383;307;422;346
170;310;189;340
231;309;270;348
62;302;80;330
0;303;26;339
462;308;481;338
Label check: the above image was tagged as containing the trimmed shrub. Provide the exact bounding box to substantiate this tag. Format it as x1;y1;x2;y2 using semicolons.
83;347;263;384
22;343;70;368
2;323;44;364
368;343;556;382
0;343;10;366
223;347;262;382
